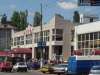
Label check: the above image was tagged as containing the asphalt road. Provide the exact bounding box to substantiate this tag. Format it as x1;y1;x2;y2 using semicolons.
0;70;56;75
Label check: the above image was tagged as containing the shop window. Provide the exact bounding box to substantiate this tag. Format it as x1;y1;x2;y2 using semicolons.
90;33;93;40
78;34;81;41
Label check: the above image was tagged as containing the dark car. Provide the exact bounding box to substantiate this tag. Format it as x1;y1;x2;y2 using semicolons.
27;61;40;70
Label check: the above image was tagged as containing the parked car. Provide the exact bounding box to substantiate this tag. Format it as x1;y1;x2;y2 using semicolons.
12;62;27;72
50;63;68;74
0;61;12;72
89;65;100;75
27;61;40;70
40;64;52;73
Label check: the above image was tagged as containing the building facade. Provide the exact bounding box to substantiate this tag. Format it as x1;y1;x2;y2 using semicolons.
74;21;100;55
0;23;16;50
80;13;99;24
11;14;74;61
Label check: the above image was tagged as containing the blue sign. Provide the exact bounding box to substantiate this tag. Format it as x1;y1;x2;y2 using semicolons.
78;0;100;6
37;41;46;48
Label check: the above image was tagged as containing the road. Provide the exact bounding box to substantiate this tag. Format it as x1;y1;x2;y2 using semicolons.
0;70;56;75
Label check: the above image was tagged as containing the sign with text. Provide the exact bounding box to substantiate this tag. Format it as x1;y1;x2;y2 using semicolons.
78;0;100;6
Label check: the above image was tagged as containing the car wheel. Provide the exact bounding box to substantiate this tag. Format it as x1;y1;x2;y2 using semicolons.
24;69;27;72
42;71;46;73
17;69;19;72
9;68;12;72
0;68;2;72
57;73;61;75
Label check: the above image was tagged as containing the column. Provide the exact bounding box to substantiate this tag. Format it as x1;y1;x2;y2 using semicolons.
32;47;35;59
49;45;52;60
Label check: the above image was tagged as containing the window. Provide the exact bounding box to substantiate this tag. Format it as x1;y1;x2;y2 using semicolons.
94;32;98;40
43;30;49;42
85;41;89;48
78;42;81;49
82;34;85;41
71;30;74;41
52;29;63;41
90;33;93;40
20;36;24;45
34;30;49;43
17;37;20;45
26;34;32;44
11;38;13;46
78;34;81;41
86;34;89;40
14;37;17;46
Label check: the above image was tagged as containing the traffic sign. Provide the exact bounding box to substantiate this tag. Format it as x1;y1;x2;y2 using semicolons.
37;41;46;48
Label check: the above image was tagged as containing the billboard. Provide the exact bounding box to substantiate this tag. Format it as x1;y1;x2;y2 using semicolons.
78;0;100;6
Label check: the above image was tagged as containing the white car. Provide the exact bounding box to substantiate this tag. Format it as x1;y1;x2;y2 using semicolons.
51;64;68;74
89;65;100;75
12;62;27;72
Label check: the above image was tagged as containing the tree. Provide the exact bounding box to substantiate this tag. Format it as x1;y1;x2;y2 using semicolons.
19;11;28;30
1;14;7;24
73;11;80;23
11;10;28;30
33;11;42;27
11;11;20;29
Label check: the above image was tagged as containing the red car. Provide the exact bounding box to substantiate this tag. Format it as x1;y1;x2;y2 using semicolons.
0;51;13;72
0;61;12;72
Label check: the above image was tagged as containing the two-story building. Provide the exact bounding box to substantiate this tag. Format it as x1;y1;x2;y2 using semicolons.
11;14;74;61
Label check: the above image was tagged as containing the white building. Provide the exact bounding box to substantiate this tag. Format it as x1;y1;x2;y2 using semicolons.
74;21;100;55
11;14;74;61
80;13;99;24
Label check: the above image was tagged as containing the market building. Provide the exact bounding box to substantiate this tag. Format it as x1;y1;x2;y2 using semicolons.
11;14;74;61
74;21;100;55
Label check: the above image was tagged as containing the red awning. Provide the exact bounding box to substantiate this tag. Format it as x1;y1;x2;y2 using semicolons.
73;50;83;55
0;51;10;56
11;48;32;54
92;49;100;55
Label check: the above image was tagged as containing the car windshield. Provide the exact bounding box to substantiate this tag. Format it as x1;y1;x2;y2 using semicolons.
54;64;67;68
19;62;25;65
92;66;100;70
90;71;100;74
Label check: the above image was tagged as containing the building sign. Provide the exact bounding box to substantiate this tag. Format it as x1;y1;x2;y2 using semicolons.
37;41;46;48
78;0;100;6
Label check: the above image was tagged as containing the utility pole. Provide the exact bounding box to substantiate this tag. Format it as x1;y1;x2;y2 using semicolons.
40;3;43;68
38;2;46;68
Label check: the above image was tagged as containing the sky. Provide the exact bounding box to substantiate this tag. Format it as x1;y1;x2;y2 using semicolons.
0;0;100;24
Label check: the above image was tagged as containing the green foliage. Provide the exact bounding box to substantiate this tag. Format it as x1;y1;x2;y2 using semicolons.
11;10;28;30
73;11;80;23
11;11;20;28
33;11;42;27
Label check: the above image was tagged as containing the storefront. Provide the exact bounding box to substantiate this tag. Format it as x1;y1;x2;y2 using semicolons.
11;48;32;61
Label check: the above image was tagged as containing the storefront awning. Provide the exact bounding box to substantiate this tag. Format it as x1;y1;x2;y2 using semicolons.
11;48;32;54
0;51;10;56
